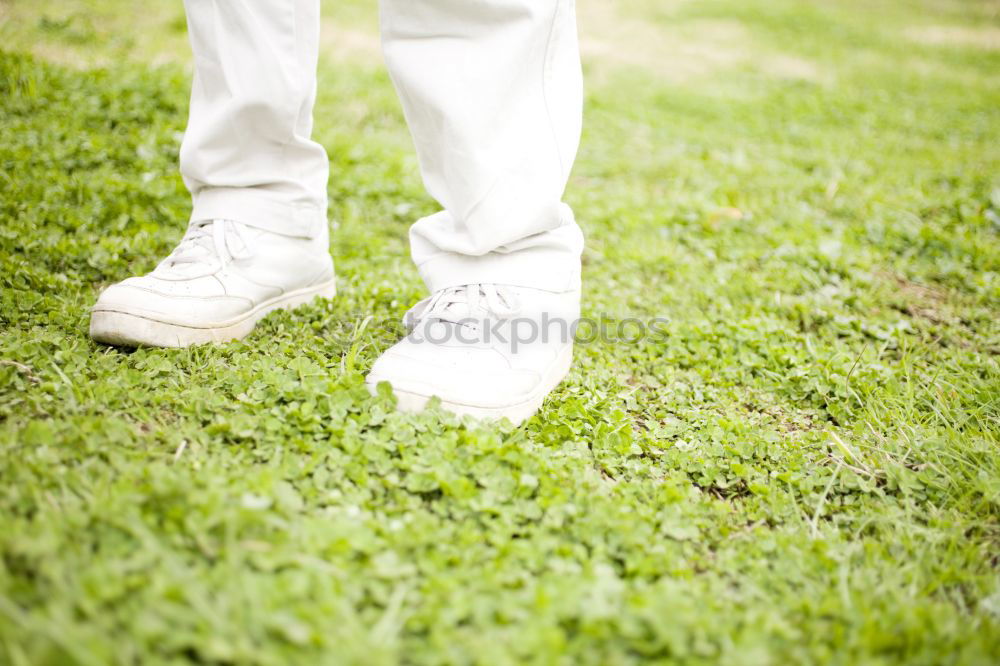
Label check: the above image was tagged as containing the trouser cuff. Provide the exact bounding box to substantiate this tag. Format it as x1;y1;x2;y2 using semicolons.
414;215;584;293
190;187;326;238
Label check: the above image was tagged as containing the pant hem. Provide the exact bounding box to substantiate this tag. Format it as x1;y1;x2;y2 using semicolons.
191;188;326;238
417;248;581;293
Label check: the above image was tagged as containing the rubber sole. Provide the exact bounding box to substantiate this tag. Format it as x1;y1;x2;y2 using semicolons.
368;344;574;425
89;278;336;348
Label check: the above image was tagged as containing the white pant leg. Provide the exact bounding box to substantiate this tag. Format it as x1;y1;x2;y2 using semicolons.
380;0;585;292
180;0;327;238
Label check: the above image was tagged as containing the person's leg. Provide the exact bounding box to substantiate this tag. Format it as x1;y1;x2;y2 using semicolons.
180;0;328;236
368;0;584;423
90;0;334;348
380;0;584;292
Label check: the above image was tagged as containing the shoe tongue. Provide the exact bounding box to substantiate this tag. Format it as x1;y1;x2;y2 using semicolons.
432;286;486;320
180;234;215;261
408;284;516;331
439;299;475;318
155;221;219;274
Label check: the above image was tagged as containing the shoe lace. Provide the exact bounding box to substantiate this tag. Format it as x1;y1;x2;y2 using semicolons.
160;219;254;271
405;283;521;329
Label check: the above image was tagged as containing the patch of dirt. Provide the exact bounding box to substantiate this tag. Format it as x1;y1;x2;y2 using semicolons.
878;271;956;326
905;24;1000;50
579;0;747;83
876;271;1000;355
320;21;382;65
578;0;823;83
760;54;822;81
0;0;191;68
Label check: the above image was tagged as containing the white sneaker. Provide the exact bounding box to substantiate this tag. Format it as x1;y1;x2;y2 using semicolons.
366;283;579;424
90;219;335;347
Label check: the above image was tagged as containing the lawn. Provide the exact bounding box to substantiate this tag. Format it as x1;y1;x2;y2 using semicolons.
1;0;999;663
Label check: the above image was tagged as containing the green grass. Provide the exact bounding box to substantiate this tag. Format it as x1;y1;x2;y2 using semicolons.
2;0;1000;663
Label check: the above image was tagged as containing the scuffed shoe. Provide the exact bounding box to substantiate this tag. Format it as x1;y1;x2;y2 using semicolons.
90;219;335;347
366;283;579;425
